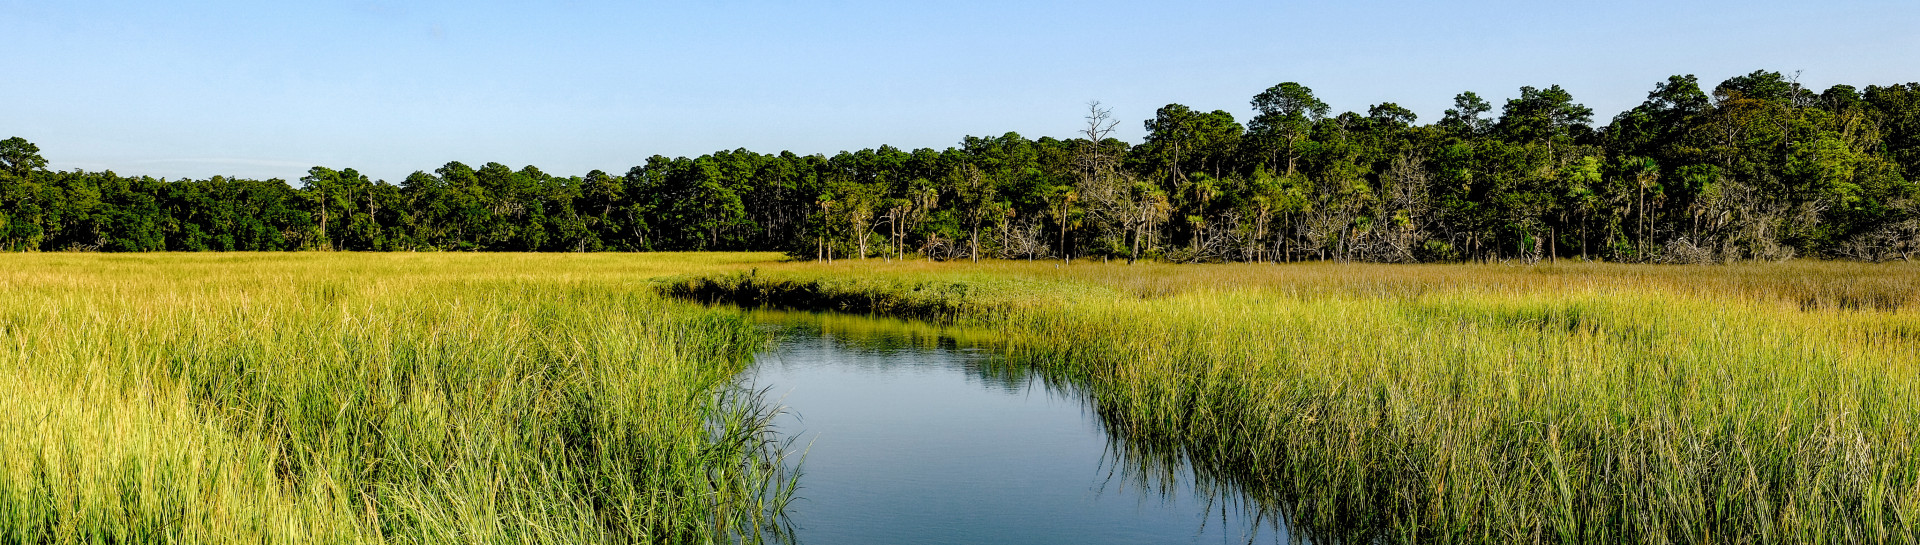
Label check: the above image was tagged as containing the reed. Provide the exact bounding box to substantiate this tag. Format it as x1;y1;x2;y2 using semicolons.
0;252;796;544
675;258;1920;543
687;259;1920;313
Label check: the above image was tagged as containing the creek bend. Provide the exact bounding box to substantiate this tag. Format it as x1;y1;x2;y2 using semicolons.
740;309;1291;544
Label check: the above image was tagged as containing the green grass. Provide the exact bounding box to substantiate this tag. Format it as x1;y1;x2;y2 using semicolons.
671;258;1920;544
12;252;1918;543
0;252;796;544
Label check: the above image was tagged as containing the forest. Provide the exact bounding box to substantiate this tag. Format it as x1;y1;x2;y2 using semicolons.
3;69;1917;263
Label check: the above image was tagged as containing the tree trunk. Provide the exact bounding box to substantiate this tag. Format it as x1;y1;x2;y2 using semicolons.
1128;222;1141;264
1550;227;1557;264
319;201;329;251
1059;213;1069;265
1638;185;1647;259
970;223;980;263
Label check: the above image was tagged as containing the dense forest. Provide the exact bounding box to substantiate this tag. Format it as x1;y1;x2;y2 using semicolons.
3;70;1918;262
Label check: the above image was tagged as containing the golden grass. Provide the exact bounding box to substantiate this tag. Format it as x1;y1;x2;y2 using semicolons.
675;257;1920;543
726;258;1920;312
0;252;793;544
12;252;1914;543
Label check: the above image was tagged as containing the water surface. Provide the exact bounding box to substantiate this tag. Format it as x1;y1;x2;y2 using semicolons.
743;311;1288;544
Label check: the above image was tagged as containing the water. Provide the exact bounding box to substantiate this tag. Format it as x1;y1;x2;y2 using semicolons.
742;311;1289;545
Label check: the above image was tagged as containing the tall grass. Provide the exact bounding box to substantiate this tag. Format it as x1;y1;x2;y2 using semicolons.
671;258;1920;543
0;252;796;544
684;259;1920;314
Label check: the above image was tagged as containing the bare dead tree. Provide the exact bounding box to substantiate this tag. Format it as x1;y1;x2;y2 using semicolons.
996;215;1050;260
1069;101;1123;264
1367;153;1433;262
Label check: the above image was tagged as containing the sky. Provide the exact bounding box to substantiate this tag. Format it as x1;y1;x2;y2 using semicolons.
4;0;1917;183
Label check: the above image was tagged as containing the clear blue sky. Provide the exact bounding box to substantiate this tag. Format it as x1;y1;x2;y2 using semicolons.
5;0;1916;183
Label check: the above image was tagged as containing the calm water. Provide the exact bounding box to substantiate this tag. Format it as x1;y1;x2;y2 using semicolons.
741;311;1289;545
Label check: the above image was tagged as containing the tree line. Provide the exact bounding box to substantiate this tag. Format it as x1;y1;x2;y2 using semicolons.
4;69;1917;262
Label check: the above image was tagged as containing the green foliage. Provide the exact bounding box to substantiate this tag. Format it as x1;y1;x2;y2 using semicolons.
1249;82;1330;176
0;137;48;178
1440;91;1494;137
1496;85;1595;147
4;70;1918;261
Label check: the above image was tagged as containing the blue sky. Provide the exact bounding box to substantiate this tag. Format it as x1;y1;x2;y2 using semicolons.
4;0;1916;183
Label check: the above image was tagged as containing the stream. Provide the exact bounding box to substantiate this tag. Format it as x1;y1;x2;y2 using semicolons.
741;310;1291;544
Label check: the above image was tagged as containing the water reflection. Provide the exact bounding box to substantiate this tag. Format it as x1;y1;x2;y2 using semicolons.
741;309;1295;544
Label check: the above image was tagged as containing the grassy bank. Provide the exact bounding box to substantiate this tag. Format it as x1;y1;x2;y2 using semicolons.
0;252;795;544
668;259;1920;543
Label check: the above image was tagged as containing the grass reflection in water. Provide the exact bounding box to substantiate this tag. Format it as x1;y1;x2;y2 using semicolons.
741;308;1294;544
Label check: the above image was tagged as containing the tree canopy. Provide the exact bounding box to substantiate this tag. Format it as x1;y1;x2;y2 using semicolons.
3;70;1917;262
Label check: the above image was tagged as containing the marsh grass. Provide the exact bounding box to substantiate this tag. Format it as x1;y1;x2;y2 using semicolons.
0;252;796;544
734;308;1003;352
673;258;1920;543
